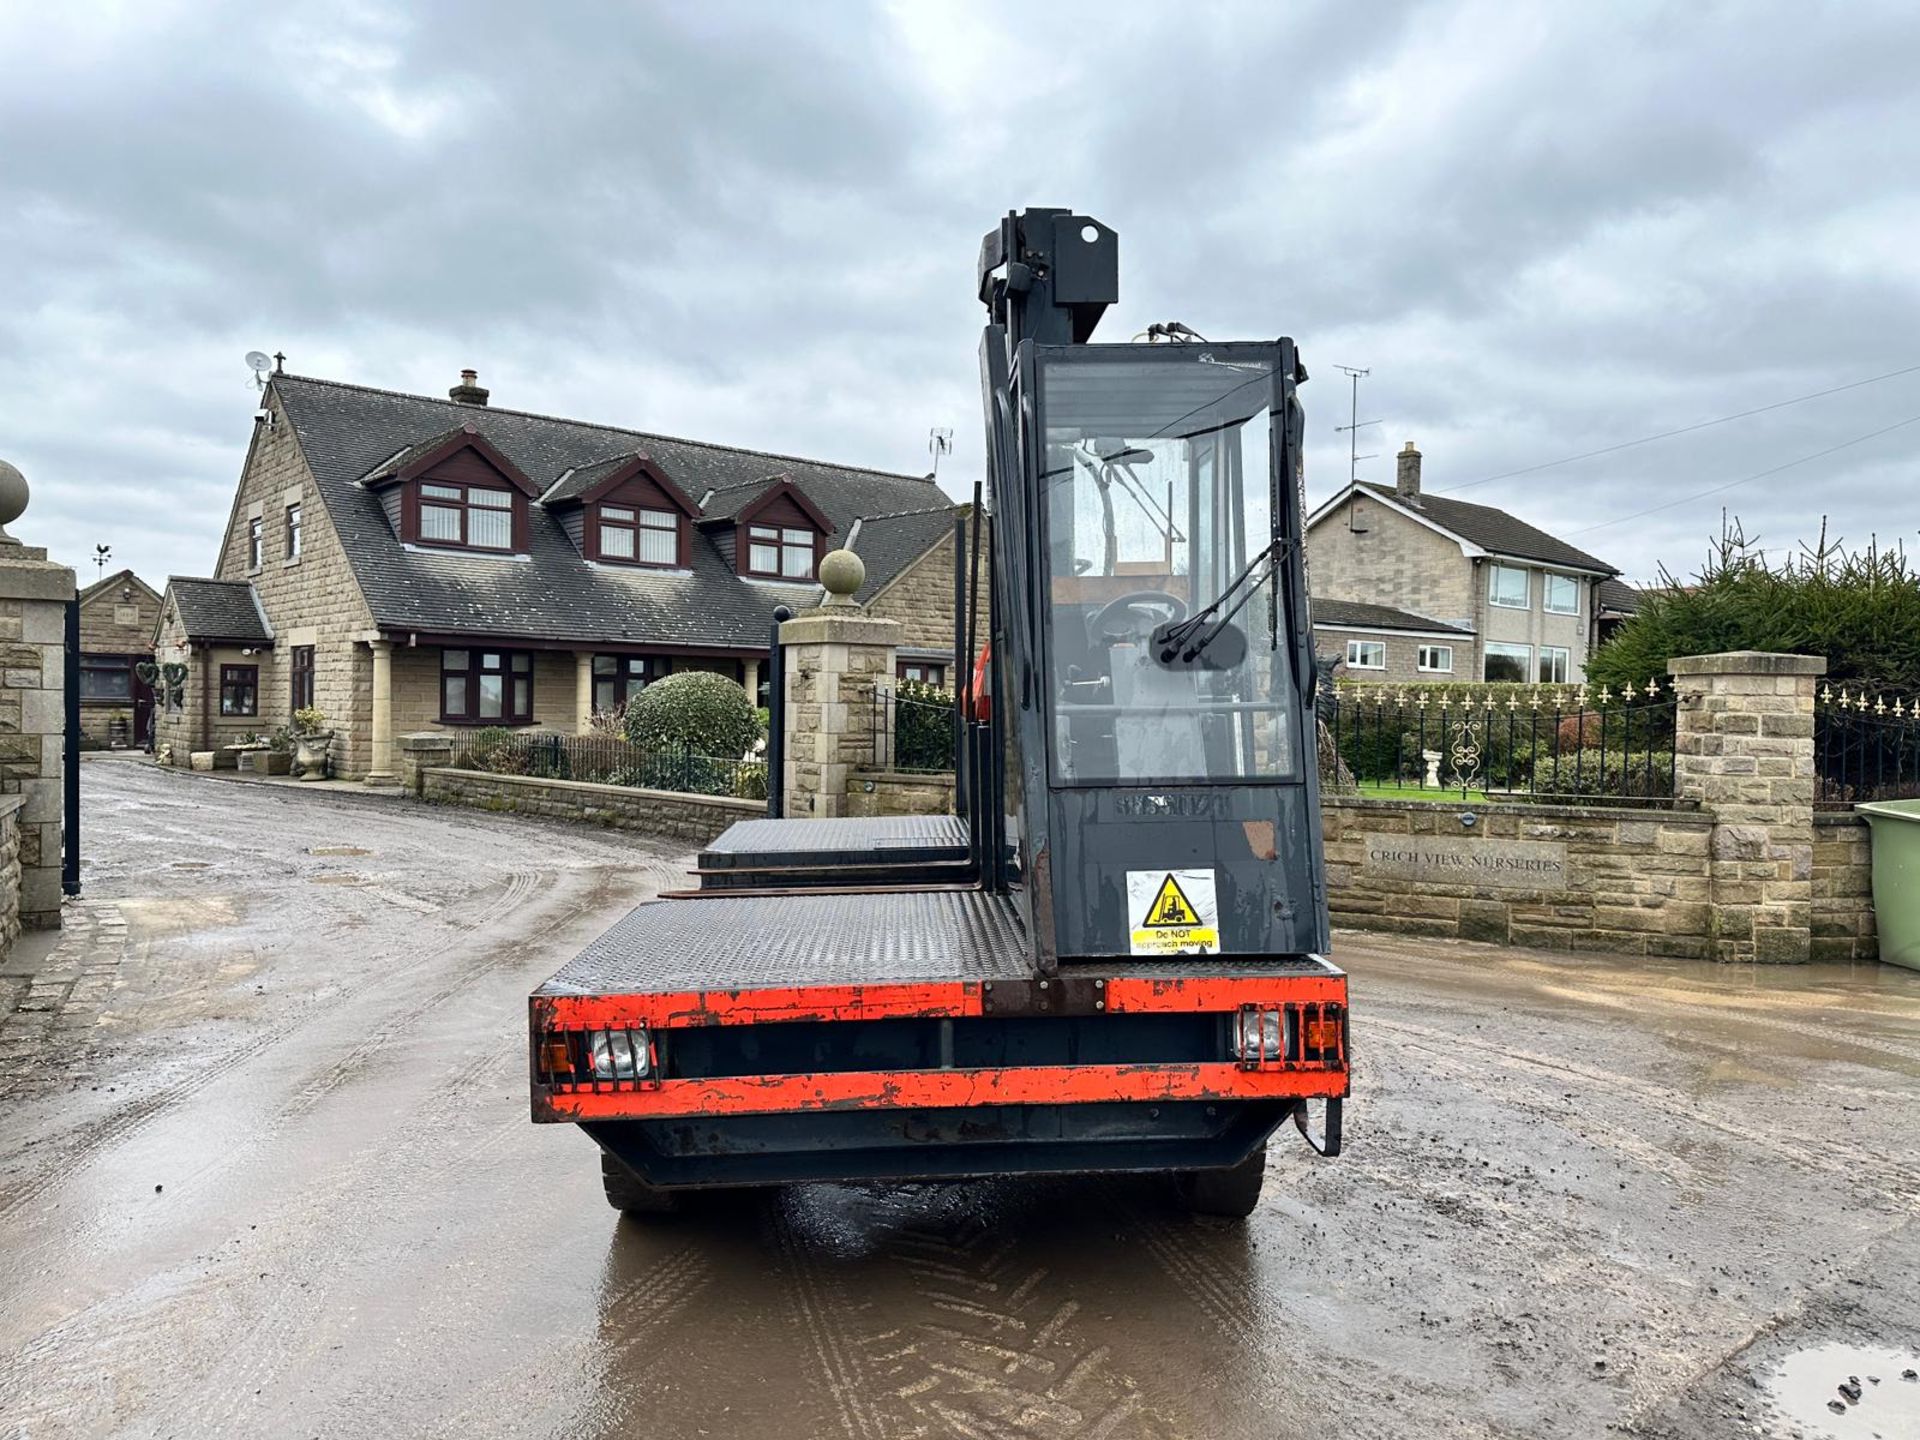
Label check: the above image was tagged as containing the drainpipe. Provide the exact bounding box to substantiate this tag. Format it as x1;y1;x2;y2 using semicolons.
199;645;211;753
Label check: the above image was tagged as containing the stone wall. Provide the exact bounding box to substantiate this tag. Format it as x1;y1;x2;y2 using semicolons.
210;388;378;774
1322;797;1715;957
422;767;762;845
845;770;957;818
0;795;23;957
0;546;75;929
1812;813;1877;962
864;525;989;668
781;608;901;818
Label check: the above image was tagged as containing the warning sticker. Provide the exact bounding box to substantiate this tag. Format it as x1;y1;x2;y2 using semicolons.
1126;869;1221;956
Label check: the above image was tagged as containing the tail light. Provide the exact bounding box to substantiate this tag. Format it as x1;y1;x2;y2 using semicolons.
535;1027;657;1090
1232;1003;1344;1071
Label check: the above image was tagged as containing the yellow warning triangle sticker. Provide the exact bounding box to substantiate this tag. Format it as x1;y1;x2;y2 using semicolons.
1143;874;1200;928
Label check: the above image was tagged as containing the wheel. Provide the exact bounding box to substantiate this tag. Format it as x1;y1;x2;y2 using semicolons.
600;1149;685;1217
1174;1145;1266;1218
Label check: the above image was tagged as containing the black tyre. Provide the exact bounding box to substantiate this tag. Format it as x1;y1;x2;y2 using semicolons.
1174;1145;1266;1218
600;1149;685;1216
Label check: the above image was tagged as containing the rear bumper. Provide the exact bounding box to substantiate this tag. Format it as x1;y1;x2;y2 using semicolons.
530;969;1349;1125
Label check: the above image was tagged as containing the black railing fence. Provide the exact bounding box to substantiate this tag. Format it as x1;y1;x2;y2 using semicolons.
873;683;958;772
1816;686;1920;805
1319;680;1678;803
453;729;767;801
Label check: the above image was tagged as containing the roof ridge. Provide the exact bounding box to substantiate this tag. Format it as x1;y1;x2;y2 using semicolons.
273;372;939;487
856;504;960;521
167;574;255;587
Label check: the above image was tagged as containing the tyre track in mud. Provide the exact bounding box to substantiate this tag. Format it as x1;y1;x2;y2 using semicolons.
771;1188;1169;1440
0;862;549;1223
1364;1014;1920;1207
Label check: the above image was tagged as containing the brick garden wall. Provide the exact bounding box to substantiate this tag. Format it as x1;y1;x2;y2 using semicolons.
422;767;762;845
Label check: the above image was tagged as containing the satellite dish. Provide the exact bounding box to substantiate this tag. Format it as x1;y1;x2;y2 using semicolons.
245;351;273;391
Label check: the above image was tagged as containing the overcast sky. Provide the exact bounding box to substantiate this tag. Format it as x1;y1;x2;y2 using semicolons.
4;0;1919;591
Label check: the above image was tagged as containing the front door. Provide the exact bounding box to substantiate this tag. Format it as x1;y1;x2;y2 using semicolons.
131;658;155;749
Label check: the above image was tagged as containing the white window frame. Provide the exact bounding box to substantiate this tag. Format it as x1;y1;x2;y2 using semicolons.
1543;572;1579;615
1417;644;1454;674
1488;563;1530;609
1540;645;1572;684
1483;642;1533;682
1345;639;1387;671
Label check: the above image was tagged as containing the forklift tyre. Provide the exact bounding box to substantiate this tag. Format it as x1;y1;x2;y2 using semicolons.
600;1150;687;1217
1174;1145;1266;1218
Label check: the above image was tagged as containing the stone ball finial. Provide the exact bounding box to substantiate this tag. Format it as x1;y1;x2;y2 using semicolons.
0;459;27;534
818;548;865;606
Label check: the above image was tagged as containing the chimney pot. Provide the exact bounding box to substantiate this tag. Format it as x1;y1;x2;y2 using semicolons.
449;369;490;407
1396;440;1422;500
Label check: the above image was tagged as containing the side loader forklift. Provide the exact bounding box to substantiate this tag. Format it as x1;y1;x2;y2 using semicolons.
528;208;1347;1218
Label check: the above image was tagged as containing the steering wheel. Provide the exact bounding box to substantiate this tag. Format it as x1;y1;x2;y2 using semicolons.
1090;591;1188;644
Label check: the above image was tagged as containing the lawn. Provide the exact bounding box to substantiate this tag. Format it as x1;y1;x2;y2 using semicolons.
1346;781;1488;803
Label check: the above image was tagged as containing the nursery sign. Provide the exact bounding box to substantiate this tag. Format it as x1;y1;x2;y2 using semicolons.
1361;834;1567;890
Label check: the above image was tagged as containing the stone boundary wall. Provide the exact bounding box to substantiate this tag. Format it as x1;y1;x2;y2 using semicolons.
421;767;762;846
847;769;956;818
1811;813;1877;962
1323;796;1718;958
0;796;23;958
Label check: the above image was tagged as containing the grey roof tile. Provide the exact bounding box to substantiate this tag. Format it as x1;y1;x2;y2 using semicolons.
1358;484;1617;574
166;577;273;643
1312;598;1473;635
272;375;956;649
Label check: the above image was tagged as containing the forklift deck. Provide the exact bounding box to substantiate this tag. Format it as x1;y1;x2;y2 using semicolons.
690;815;972;891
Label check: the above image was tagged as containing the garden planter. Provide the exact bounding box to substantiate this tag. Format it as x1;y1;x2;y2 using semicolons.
261;751;294;776
294;731;334;781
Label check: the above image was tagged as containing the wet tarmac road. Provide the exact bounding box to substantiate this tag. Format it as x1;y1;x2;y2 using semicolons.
2;758;1918;1439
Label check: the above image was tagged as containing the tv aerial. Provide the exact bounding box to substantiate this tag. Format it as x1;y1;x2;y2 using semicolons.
245;351;274;391
928;427;954;479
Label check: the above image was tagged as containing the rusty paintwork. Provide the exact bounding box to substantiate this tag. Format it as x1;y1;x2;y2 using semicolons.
534;1059;1345;1122
532;971;1347;1031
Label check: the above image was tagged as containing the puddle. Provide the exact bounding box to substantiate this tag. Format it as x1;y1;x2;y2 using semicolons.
1763;1343;1920;1438
308;846;372;857
307;874;365;887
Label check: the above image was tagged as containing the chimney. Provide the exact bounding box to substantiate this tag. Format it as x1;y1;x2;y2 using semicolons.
449;368;490;406
1395;440;1422;500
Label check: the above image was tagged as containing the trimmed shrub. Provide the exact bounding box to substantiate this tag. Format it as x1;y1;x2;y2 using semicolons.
466;726;530;774
893;680;955;771
624;671;759;758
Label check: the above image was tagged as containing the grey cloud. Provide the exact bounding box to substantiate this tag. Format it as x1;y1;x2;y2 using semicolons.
2;0;1918;592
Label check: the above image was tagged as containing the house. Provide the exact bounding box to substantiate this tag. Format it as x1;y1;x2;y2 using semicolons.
1306;441;1619;684
155;367;969;778
76;568;161;746
1595;576;1644;647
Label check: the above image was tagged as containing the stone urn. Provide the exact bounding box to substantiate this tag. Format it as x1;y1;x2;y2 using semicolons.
294;730;334;781
1422;749;1443;789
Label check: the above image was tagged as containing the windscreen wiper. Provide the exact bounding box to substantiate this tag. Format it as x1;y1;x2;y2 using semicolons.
1155;538;1293;665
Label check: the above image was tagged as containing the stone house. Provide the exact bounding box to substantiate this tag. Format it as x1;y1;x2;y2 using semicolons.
1307;442;1619;684
156;367;970;779
76;568;160;746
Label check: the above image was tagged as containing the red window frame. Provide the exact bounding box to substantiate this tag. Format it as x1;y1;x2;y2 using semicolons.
896;660;947;687
417;482;515;551
596;505;679;567
440;648;534;724
745;524;817;580
220;664;259;717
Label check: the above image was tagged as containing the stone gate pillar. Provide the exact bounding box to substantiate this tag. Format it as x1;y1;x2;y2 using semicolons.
780;550;899;818
0;459;77;931
1669;651;1825;963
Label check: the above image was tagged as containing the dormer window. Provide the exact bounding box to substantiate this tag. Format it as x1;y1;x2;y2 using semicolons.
748;524;817;580
420;482;514;550
598;504;679;566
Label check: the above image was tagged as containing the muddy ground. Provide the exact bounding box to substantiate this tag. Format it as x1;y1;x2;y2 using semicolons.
1;757;1917;1439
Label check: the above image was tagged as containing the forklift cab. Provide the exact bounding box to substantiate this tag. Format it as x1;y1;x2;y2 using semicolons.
986;333;1325;969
